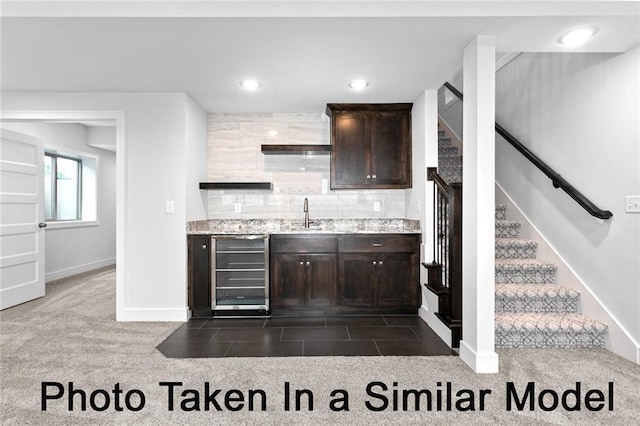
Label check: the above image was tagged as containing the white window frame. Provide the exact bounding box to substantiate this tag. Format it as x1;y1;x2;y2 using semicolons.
44;147;99;229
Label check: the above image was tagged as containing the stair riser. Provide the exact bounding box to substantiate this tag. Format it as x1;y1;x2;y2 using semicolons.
496;226;520;239
495;298;578;313
439;146;459;156
496;332;606;348
495;243;537;259
439;157;462;167
495;268;556;284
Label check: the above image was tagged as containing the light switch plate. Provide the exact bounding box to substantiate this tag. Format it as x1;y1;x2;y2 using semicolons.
234;203;242;213
164;201;174;214
625;196;640;213
373;201;381;212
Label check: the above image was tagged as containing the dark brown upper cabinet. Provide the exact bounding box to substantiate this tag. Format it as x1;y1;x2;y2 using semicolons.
326;103;412;189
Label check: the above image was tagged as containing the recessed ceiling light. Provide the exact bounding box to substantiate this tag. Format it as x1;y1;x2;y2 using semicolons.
558;26;598;47
349;79;369;90
240;79;261;90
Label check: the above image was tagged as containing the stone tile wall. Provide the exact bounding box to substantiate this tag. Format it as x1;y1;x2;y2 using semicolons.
206;113;406;219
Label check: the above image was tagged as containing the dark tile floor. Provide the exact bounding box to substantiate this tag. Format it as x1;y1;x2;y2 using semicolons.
157;315;457;358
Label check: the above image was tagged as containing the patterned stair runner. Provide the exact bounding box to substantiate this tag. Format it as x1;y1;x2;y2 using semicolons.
438;127;608;348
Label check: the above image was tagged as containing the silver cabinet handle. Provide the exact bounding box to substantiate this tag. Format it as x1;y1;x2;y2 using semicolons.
299;261;304;265
379;261;383;265
372;174;377;179
202;244;207;250
306;261;310;266
372;243;382;247
372;261;377;265
366;175;371;179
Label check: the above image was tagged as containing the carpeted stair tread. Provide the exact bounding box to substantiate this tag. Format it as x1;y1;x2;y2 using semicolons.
495;239;538;259
495;258;555;268
495;283;580;313
495;204;507;220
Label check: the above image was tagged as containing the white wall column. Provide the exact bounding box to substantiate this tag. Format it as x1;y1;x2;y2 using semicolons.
459;35;499;373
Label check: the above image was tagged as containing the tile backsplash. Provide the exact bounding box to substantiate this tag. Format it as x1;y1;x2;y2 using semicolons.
207;113;406;219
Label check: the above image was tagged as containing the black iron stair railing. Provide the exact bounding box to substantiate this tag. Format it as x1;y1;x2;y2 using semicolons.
443;81;612;220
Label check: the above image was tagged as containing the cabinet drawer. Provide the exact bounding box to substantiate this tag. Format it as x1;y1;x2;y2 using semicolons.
271;236;337;253
338;235;417;253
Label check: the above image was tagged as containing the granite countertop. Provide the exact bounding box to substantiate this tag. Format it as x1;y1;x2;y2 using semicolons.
187;218;421;235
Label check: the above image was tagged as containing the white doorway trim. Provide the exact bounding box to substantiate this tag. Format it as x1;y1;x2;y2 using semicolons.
0;110;126;319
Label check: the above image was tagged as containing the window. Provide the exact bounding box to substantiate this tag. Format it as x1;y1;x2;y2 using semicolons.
44;153;82;221
44;150;97;226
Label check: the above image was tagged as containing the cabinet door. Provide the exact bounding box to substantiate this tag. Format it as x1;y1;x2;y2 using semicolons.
375;252;418;307
331;111;370;188
271;254;305;307
338;253;376;306
187;235;211;316
370;111;410;187
305;254;336;307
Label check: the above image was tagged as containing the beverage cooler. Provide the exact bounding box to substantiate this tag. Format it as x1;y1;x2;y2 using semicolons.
211;235;269;314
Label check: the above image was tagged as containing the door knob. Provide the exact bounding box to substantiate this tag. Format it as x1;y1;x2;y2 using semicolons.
39;223;47;228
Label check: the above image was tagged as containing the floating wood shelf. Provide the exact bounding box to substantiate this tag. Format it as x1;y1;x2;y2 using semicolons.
261;144;332;155
199;182;273;190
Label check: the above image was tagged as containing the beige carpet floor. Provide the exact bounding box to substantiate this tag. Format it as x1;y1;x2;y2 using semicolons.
1;266;639;425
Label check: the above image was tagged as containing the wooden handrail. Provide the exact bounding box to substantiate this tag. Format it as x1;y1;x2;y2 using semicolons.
443;82;612;220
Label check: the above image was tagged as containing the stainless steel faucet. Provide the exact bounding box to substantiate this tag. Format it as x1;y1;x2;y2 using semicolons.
303;198;314;229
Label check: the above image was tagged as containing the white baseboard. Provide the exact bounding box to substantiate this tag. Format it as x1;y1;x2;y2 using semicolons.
419;297;452;347
459;340;499;374
46;257;116;282
117;307;188;322
496;183;640;365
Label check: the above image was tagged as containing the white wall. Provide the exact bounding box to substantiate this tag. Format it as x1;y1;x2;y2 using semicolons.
185;95;208;222
1;92;208;321
0;122;116;281
495;47;640;347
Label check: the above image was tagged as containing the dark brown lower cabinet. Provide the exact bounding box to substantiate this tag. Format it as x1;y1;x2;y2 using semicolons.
187;235;211;317
338;252;417;308
185;233;422;314
338;235;420;309
271;235;337;309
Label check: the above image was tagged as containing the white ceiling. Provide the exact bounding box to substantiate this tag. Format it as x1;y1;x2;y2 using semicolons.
1;1;639;113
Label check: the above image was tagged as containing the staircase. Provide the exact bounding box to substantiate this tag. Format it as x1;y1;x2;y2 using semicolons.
438;127;608;348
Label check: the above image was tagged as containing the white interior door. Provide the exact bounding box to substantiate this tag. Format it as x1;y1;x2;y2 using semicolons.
0;128;45;309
